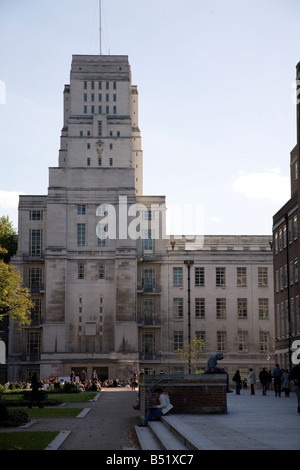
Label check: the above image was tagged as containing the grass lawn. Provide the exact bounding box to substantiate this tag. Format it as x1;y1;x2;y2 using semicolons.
0;431;60;450
50;392;97;402
20;407;84;418
1;391;97;403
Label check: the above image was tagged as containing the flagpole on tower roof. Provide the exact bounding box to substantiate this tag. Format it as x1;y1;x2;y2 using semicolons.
99;0;102;55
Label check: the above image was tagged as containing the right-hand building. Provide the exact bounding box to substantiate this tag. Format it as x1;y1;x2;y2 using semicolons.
273;61;300;369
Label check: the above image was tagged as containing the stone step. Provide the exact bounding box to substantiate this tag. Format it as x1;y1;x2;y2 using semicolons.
148;421;190;450
162;415;223;450
134;418;190;451
134;425;161;450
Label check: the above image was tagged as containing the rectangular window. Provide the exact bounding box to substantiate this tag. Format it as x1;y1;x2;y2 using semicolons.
195;267;205;286
106;93;109;102
259;331;269;352
91;81;94;90
30;299;42;324
258;298;269;319
98;157;102;167
106;105;109;114
97;224;106;246
217;331;227;351
142;210;153;221
173;267;183;287
113;94;117;102
87;158;91;166
258;267;268;287
98;264;105;279
98;81;102;90
142;267;156;291
141;298;156;324
91;93;94;102
142;229;155;256
77;204;86;215
84;81;87;89
106;81;109;90
288;219;293;244
113;106;117;114
29;229;43;257
84;105;87;114
237;267;247;286
237;298;247;318
195;331;206;342
142;331;155;356
78;263;84;279
238;331;248;352
77;223;86;246
294;215;298;240
29;268;42;292
98;121;102;137
173;331;183;351
109;157;113;166
195;298;205;318
27;332;40;358
216;267;226;287
216;298;226;318
290;260;294;285
113;81;116;90
29;210;43;221
84;93;87;102
173;298;183;318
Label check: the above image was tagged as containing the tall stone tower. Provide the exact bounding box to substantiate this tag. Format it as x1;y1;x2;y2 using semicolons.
9;55;145;381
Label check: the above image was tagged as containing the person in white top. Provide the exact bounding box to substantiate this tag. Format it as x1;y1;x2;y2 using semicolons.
138;387;173;427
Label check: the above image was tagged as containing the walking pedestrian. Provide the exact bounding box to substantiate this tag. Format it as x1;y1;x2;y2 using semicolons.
247;368;256;395
232;370;242;395
281;369;290;397
272;364;283;397
259;368;270;395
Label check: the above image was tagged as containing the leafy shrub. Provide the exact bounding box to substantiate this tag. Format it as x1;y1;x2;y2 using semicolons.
22;389;48;402
0;403;29;427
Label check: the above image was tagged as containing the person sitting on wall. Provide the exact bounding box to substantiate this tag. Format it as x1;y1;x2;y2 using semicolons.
205;352;233;393
138;387;173;427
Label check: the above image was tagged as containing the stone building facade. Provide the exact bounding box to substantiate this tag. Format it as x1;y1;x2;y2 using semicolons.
272;61;300;369
8;54;275;384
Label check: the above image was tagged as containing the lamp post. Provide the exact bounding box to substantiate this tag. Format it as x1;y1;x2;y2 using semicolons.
184;259;194;374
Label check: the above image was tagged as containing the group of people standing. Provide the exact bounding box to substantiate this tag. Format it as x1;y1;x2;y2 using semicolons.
232;363;298;402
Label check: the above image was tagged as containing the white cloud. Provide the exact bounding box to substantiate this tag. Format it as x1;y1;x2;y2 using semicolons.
0;190;25;209
209;216;222;224
232;168;290;202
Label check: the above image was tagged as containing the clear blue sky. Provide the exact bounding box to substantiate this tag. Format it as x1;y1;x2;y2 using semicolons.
1;0;300;235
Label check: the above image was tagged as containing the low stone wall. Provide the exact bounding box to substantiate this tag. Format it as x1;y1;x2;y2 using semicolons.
138;374;227;416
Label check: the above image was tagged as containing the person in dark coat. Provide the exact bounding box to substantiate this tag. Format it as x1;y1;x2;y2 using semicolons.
232;370;242;395
259;368;270;395
272;364;283;397
29;373;43;408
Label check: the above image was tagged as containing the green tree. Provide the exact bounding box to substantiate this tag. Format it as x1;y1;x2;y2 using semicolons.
0;217;32;331
0;216;18;263
0;254;32;328
177;336;207;374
